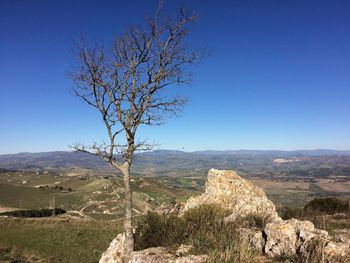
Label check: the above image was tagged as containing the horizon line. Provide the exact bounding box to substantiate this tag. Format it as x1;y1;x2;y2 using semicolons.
1;148;350;156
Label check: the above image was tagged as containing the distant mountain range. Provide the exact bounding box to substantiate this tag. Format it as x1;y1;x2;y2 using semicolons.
0;151;108;170
191;149;350;156
1;149;350;172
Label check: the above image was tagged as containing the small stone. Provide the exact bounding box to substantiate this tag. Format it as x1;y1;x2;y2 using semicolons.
176;244;194;257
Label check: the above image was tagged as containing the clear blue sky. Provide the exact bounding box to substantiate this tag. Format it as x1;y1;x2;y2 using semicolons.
1;0;349;154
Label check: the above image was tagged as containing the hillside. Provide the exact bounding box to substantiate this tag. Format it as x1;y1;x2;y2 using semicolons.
0;171;197;221
1;150;350;177
1;150;350;209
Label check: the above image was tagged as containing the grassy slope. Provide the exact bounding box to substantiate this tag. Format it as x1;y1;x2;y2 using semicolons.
0;172;197;220
0;184;61;210
0;173;198;262
0;218;120;263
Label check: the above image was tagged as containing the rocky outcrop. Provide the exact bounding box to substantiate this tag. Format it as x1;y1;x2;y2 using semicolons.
238;227;265;252
99;233;126;263
180;169;350;260
264;219;307;257
181;169;280;222
100;169;350;262
99;234;206;263
263;212;350;260
324;241;350;258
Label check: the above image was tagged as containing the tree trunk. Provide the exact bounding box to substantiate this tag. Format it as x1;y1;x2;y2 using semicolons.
121;163;134;260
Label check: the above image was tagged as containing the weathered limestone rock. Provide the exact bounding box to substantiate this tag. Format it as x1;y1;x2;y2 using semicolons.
99;233;125;263
100;236;207;263
181;169;280;222
324;230;350;259
238;227;265;252
264;219;322;258
264;218;350;259
313;228;330;240
100;169;350;262
176;244;194;257
172;255;208;263
264;220;297;257
324;241;350;258
129;247;174;263
287;218;315;256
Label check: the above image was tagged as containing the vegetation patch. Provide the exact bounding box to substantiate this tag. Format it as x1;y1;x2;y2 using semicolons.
0;217;121;263
0;245;45;263
279;197;350;232
305;197;349;214
134;204;260;263
0;208;66;218
280;197;349;219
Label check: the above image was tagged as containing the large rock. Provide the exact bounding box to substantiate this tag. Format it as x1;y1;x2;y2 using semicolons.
324;241;350;258
264;218;350;260
99;233;125;263
287;218;316;256
99;235;207;263
100;169;350;262
238;227;265;252
181;169;280;222
264;220;298;257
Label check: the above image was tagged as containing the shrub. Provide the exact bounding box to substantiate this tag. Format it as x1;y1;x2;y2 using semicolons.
134;204;259;262
279;198;350;231
279;198;349;219
0;208;66;218
279;206;304;220
134;212;186;250
305;197;348;215
207;238;259;263
182;203;229;236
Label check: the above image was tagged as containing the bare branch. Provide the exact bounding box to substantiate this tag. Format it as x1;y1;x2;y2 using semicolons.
70;4;207;167
70;2;208;257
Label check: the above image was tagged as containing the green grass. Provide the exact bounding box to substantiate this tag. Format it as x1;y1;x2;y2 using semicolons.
278;197;350;232
0;184;60;209
0;175;118;212
53;179;112;210
172;178;193;187
0;217;121;263
132;178;195;205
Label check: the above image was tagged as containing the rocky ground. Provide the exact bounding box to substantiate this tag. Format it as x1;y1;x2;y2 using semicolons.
100;169;350;263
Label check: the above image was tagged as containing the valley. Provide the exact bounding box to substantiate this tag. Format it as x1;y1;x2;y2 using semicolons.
0;150;350;262
1;150;350;216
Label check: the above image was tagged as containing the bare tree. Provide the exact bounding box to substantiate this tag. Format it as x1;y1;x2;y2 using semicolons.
71;3;206;259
